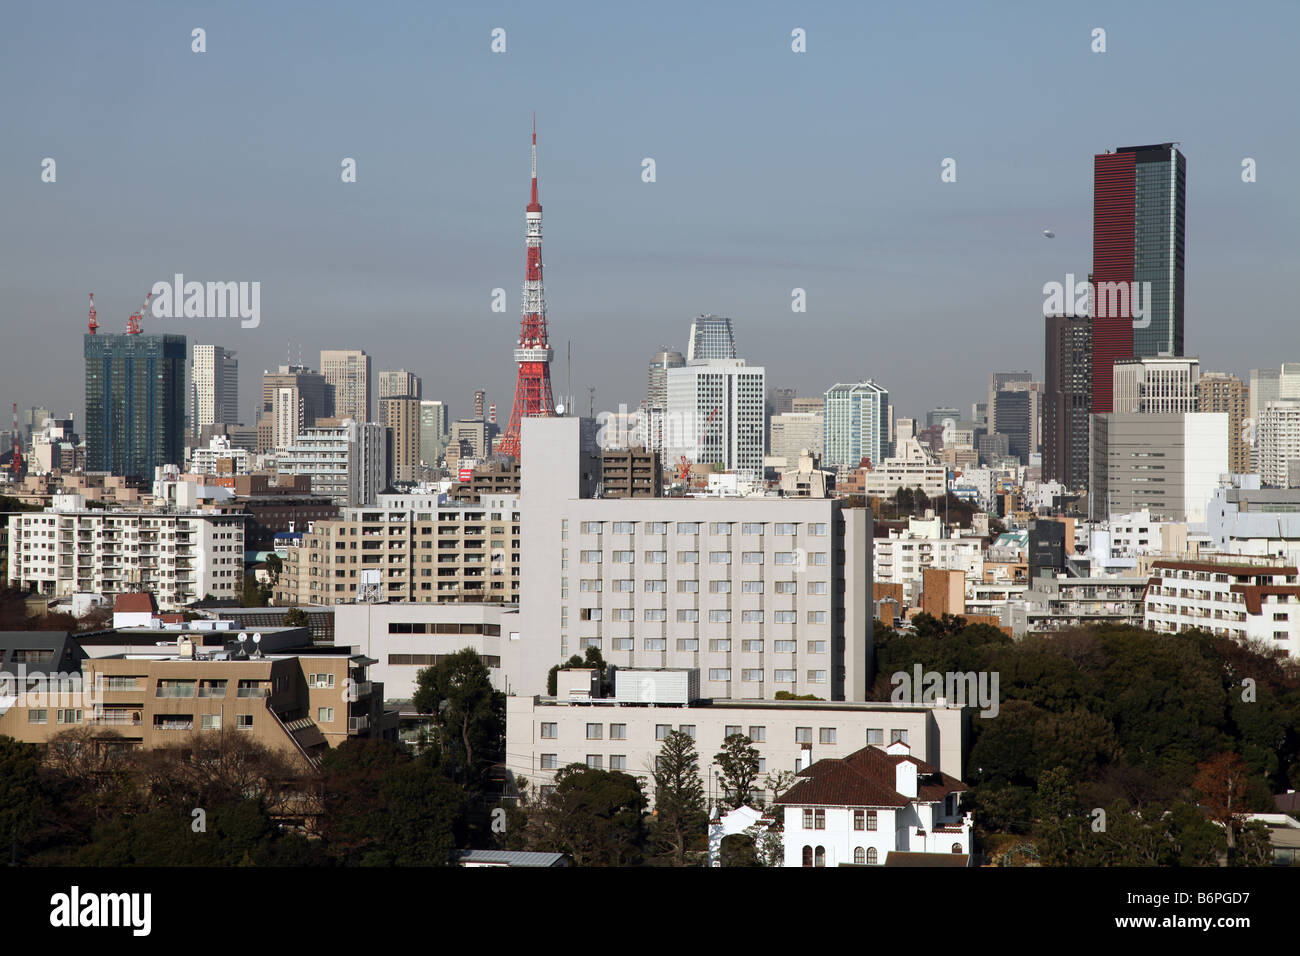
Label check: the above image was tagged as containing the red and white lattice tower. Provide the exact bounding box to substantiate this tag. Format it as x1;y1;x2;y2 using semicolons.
497;119;556;459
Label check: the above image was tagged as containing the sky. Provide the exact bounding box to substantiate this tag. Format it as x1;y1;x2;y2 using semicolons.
2;0;1297;428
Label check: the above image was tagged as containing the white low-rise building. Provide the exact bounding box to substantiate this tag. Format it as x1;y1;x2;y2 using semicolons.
775;740;971;867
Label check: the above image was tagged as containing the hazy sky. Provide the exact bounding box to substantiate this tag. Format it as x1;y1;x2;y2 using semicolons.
2;0;1297;428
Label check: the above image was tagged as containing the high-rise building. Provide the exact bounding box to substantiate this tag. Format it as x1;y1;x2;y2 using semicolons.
1112;356;1200;414
277;419;387;506
84;333;186;480
377;370;422;403
992;382;1042;464
926;407;960;430
987;372;1032;435
499;125;557;459
257;366;330;452
823;381;890;470
1198;372;1249;475
320;349;372;424
665;360;766;481
1092;143;1187;412
1043;314;1092;490
686;314;737;361
191;344;239;441
1089;413;1226;522
380;396;421;483
1258;401;1300;488
769;412;824;466
645;349;686;464
419;400;449;467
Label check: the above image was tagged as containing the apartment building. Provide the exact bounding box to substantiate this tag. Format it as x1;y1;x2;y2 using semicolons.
600;447;663;498
506;691;964;806
1258;401;1300;488
334;601;520;700
873;516;984;607
858;435;948;499
1014;573;1148;637
276;419;387;506
1206;486;1300;565
1144;558;1300;658
0;633;389;765
519;418;872;702
379;397;421;483
6;494;245;609
276;493;521;606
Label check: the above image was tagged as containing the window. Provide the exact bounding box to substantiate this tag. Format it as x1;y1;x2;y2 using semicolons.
742;580;764;593
725;725;742;737
679;725;696;739
610;755;627;770
676;638;699;651
775;523;797;535
541;722;557;739
308;673;335;689
677;580;699;593
819;727;836;744
614;579;635;592
613;522;635;534
580;579;602;592
742;639;763;653
742;668;764;681
775;669;797;682
866;811;878;831
586;755;603;770
677;609;699;622
613;551;635;563
775;580;797;594
795;726;812;743
866;847;878;865
810;523;828;536
580;550;602;563
709;610;731;623
891;729;909;745
854;810;865;831
201;714;221;730
709;639;731;652
57;709;82;724
644;638;667;651
540;754;558;770
814;809;825;830
580;608;602;621
807;581;827;595
612;638;634;651
677;522;699;534
709;551;731;564
775;552;797;565
742;552;764;564
807;640;827;654
586;723;602;740
678;551;699;564
866;728;884;745
710;580;732;593
645;579;666;593
645;550;667;563
611;723;627;740
709;668;731;681
644;608;666;622
774;611;797;624
317;707;334;723
581;521;602;534
802;809;813;829
749;725;766;742
646;521;667;534
711;522;732;535
742;523;764;535
801;845;813;867
742;610;764;623
810;552;828;566
854;847;865;864
237;714;254;730
655;724;671;741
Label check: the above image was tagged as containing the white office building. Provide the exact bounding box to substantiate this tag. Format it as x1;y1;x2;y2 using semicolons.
1111;356;1200;414
1258;400;1300;488
191;344;239;440
824;381;891;470
277;419;387;506
665;359;766;482
1089;413;1228;523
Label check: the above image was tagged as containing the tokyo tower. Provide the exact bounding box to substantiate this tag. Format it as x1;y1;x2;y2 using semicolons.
497;120;556;459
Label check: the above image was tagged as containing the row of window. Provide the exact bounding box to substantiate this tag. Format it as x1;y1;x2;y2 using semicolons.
579;579;829;595
580;522;827;536
579;551;827;565
802;846;879;866
540;723;907;746
801;808;879;830
579;638;831;653
578;608;830;623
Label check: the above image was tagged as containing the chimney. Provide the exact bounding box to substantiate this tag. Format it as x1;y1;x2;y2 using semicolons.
895;760;918;800
797;744;813;772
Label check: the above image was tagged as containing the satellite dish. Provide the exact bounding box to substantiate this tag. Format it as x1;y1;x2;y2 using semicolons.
556;403;565;415
237;633;248;643
252;633;262;644
1042;229;1055;239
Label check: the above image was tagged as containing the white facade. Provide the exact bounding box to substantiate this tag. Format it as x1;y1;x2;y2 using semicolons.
769;412;824;466
506;693;964;804
1258;400;1300;488
1144;559;1300;659
1206;486;1300;565
1112;356;1200;414
665;360;766;482
874;517;984;605
278;419;386;506
191;344;238;438
861;436;948;499
7;495;245;609
320;349;372;424
189;435;250;476
519;417;872;701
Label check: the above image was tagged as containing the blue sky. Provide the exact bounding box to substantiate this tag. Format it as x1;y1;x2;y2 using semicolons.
2;0;1297;426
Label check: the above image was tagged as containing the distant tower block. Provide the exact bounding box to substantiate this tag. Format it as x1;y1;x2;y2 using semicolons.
498;119;556;459
475;389;486;421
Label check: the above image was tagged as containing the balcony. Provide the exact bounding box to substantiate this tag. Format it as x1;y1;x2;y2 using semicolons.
348;715;370;733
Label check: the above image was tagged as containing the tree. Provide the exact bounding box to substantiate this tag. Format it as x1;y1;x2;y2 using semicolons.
528;764;647;866
412;648;505;788
763;770;798;802
0;735;44;865
651;731;707;865
239;573;271;607
1193;752;1253;860
283;606;309;628
546;647;611;697
715;734;760;810
719;832;761;866
264;553;283;587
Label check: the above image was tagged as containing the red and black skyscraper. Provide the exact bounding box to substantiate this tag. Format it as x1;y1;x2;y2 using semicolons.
1091;143;1186;412
498;121;556;459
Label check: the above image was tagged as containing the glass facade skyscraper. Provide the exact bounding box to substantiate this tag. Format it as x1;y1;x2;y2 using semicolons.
84;333;187;480
686;314;737;361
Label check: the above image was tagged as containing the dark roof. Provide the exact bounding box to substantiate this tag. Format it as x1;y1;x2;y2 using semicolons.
0;631;87;674
1274;792;1300;814
775;745;967;809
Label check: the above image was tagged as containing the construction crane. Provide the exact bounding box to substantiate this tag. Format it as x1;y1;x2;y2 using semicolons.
125;290;154;334
676;404;722;489
87;292;98;334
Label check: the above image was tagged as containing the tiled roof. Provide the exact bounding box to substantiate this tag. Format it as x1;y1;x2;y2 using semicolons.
775;745;966;808
113;592;157;614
